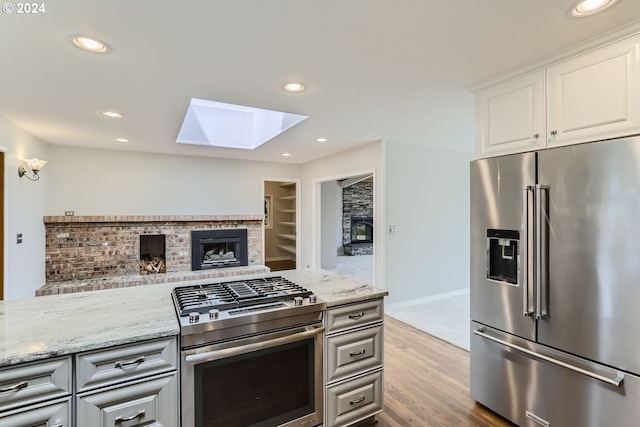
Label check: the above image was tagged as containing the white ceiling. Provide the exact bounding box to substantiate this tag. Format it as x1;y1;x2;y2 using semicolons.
2;1;640;164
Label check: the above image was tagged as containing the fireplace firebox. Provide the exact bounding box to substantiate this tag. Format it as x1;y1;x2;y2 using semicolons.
350;217;373;244
191;229;248;270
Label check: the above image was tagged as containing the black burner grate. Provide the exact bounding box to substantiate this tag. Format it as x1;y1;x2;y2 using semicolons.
172;276;311;316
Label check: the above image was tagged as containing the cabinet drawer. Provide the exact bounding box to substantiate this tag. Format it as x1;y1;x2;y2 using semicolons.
327;325;383;384
0;357;71;412
0;397;70;427
76;372;177;427
76;337;177;392
326;299;383;333
326;370;383;427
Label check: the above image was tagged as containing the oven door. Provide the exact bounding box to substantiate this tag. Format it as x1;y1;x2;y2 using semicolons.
181;324;324;427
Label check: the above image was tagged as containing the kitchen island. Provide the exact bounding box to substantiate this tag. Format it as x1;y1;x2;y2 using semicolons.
0;269;387;427
0;269;387;367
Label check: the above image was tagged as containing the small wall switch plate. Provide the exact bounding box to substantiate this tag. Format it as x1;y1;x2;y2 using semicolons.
389;226;397;235
64;211;74;216
17;233;23;244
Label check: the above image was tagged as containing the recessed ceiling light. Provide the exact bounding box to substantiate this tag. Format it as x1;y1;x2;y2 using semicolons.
570;0;618;17
283;83;306;93
281;153;292;157
71;36;110;53
315;137;329;142
100;111;123;118
115;138;130;143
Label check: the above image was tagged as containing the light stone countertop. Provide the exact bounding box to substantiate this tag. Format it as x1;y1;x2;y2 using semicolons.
0;269;387;368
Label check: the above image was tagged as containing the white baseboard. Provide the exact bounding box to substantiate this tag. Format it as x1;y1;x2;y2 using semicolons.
386;287;469;311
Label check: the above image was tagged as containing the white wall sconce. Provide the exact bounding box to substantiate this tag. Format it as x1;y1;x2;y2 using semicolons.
18;158;47;181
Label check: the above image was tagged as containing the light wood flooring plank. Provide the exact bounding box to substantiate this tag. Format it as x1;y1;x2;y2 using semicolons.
374;316;516;427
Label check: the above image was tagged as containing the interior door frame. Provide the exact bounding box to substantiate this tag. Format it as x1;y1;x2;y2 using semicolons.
0;149;5;300
311;167;382;287
262;177;301;269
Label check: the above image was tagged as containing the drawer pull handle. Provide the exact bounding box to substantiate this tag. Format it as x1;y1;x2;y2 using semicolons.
350;395;366;405
348;312;364;319
350;349;366;357
115;410;146;423
0;380;28;394
115;356;145;369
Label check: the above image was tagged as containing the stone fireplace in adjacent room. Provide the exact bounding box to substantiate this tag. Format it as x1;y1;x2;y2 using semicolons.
342;180;374;256
38;215;268;296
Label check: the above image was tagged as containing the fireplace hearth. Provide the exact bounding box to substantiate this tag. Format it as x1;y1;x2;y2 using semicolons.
191;229;249;270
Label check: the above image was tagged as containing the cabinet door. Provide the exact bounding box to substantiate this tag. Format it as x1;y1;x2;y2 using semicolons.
76;372;177;427
547;34;640;147
0;397;70;427
475;70;545;158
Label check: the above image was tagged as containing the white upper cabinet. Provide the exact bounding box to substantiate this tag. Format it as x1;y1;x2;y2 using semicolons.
474;32;640;158
475;70;545;158
547;34;640;148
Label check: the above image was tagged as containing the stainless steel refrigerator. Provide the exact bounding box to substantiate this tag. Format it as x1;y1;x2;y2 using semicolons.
470;135;640;427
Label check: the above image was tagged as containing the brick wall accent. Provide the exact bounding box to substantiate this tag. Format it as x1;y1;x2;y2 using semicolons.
44;215;263;283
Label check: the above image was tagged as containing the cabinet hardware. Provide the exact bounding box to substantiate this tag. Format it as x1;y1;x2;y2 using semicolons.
533;134;540;139
349;395;366;405
348;312;364;319
0;380;27;394
550;130;558;136
349;349;366;357
115;409;146;422
114;356;145;369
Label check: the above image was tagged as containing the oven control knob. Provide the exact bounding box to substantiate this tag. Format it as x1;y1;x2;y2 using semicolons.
294;296;304;306
309;294;317;304
188;312;200;323
209;309;220;319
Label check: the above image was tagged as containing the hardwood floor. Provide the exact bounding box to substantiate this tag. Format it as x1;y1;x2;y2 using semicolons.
374;316;517;427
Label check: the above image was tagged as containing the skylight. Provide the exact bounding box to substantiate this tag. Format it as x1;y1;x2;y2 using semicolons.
176;98;308;150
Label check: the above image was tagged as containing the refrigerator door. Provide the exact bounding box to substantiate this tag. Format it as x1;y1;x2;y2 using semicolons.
470;152;536;340
538;136;640;376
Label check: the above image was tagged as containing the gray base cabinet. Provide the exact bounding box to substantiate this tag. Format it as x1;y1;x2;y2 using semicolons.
75;337;178;427
324;299;384;427
0;357;72;427
76;372;177;427
0;397;70;427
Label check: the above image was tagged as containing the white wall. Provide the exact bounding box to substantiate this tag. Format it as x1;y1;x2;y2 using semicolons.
1;115;50;299
299;141;384;287
320;181;340;269
47;146;300;216
384;140;473;304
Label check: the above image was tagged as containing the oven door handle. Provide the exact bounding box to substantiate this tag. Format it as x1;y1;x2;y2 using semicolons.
184;325;324;364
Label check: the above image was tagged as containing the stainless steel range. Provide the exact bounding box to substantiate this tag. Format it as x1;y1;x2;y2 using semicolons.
173;276;326;427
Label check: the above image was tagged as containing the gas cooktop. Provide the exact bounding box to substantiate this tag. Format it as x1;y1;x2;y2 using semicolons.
172;276;312;317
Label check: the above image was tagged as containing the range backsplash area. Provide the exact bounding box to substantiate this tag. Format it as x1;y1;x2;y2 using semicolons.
37;215;268;296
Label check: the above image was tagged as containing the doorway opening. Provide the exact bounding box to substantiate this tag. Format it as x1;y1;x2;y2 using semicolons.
319;173;375;285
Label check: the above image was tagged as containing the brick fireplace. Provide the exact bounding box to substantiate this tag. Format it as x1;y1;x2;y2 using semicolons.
37;215;269;296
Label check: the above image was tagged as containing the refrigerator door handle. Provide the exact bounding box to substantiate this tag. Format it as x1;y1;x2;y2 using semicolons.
522;185;534;317
535;184;549;319
473;329;625;387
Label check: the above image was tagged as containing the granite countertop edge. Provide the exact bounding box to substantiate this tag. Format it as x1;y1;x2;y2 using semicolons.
0;269;387;368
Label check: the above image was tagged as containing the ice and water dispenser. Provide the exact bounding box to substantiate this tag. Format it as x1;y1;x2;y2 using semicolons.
486;229;519;284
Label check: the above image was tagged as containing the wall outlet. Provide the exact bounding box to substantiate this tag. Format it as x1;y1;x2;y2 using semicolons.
389;226;397;235
17;233;23;244
64;211;74;216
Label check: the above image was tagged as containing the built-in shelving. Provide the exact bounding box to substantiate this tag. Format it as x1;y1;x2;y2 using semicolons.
278;221;297;227
276;244;297;255
276;234;297;241
279;195;296;201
